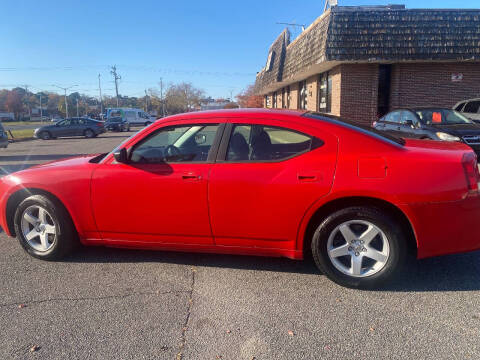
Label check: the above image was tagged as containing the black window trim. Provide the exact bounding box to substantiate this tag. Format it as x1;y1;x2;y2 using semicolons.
215;122;323;164
127;122;226;165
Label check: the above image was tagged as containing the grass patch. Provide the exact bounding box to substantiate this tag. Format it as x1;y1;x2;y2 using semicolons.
7;129;35;139
2;121;46;127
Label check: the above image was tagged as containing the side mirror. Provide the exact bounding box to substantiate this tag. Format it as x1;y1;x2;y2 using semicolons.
113;148;128;163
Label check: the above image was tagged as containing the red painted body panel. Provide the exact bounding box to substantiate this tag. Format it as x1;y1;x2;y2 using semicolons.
1;109;480;261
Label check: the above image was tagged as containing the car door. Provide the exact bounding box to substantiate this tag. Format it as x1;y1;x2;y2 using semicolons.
208;119;337;250
91;122;223;245
54;119;72;137
381;111;402;136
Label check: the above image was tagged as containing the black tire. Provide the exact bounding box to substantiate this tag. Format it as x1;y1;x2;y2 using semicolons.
311;206;406;289
14;195;77;261
40;131;51;140
84;129;94;138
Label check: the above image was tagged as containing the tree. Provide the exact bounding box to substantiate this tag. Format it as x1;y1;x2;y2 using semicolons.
5;91;23;119
236;84;263;108
164;82;205;114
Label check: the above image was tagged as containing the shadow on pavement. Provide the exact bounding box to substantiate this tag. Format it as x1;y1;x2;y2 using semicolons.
64;246;480;292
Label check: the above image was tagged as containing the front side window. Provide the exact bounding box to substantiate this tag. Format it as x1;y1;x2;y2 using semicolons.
130;124;219;163
400;111;418;126
464;101;480;114
226;124;317;162
416;109;472;125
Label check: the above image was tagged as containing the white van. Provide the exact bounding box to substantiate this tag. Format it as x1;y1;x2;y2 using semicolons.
106;108;156;126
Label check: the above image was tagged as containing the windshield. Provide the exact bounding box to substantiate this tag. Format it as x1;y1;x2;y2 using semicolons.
415;109;473;125
304;112;405;145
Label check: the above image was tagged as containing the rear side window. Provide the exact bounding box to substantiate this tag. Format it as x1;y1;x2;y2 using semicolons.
455;102;466;112
226;124;319;162
464;101;480;114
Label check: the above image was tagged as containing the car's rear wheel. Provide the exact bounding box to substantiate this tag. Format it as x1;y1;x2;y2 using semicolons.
84;129;94;138
311;206;406;289
14;195;77;260
40;131;51;140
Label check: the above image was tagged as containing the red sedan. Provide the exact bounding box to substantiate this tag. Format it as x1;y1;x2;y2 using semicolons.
1;109;480;288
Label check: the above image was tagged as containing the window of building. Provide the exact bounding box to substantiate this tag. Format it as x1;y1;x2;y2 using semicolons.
318;72;331;113
226;124;319;162
265;95;271;108
130;124;219;163
273;92;277;108
299;80;307;110
282;88;286;108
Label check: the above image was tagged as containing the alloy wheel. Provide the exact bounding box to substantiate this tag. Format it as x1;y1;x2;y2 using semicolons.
20;205;57;252
327;220;390;277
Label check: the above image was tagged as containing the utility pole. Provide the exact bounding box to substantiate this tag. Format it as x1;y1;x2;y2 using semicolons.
159;78;166;117
24;85;31;120
98;74;103;115
52;84;78;118
229;90;233;102
39;93;43;122
110;65;121;107
144;89;148;112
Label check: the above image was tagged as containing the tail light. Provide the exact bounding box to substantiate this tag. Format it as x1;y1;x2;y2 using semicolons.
462;152;479;192
96;122;104;127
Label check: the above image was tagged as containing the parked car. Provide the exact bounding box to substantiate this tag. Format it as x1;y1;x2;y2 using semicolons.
454;98;480;123
0;122;8;148
373;108;480;157
104;116;130;132
34;117;105;140
2;109;480;289
106;108;155;127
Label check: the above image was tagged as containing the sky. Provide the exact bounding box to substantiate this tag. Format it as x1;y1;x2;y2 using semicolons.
1;0;478;100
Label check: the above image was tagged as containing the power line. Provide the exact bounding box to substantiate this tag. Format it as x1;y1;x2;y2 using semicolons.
52;84;78;118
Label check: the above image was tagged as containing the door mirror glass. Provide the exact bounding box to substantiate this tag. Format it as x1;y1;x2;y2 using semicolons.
113;148;128;163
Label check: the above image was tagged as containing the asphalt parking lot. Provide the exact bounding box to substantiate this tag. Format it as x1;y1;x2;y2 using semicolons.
1;133;480;359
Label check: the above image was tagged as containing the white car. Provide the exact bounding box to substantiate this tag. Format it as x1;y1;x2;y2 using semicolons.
454;98;480;123
106;108;155;127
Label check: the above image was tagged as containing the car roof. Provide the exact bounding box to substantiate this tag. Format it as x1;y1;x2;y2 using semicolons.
164;108;306;121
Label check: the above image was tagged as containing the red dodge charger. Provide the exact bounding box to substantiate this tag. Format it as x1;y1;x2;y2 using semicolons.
1;109;480;288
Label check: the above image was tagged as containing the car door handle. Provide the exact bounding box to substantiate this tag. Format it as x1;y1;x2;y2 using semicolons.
182;173;202;180
298;174;318;182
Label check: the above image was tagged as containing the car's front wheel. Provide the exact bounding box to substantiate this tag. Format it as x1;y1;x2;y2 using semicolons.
311;207;406;289
14;195;77;260
40;131;51;140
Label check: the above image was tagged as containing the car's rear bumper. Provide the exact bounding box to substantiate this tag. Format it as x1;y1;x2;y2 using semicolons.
404;193;480;259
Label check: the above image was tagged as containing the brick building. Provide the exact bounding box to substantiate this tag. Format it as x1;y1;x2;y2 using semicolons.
254;5;480;125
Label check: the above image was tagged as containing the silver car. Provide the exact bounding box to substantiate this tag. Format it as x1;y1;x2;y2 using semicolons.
0;122;8;148
454;98;480;123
